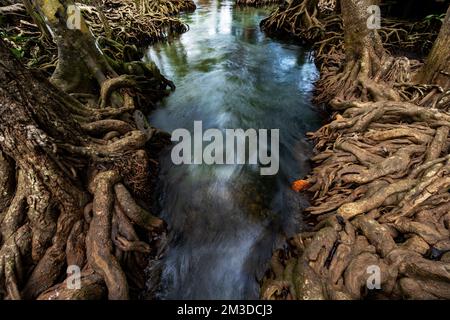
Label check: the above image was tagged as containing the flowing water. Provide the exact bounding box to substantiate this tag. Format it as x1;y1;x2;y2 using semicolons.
145;0;322;299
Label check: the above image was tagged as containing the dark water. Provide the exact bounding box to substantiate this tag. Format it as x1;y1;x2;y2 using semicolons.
145;0;321;299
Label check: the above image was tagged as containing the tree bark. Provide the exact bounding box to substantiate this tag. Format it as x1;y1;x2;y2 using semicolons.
261;0;450;301
0;29;163;298
341;0;384;62
0;38;88;299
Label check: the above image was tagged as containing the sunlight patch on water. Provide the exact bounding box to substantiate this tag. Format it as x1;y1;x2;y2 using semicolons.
279;56;297;71
219;4;232;34
298;63;319;92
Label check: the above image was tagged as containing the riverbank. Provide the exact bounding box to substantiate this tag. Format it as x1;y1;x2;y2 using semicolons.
260;0;450;300
0;0;195;299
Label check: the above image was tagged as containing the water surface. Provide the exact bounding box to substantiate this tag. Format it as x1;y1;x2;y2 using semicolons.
145;0;321;299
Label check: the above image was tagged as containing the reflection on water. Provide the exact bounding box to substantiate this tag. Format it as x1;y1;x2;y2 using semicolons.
145;0;321;299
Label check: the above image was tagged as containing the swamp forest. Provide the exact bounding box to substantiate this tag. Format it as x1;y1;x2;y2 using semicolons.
0;0;449;301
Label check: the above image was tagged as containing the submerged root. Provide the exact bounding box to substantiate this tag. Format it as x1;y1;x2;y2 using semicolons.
79;0;190;46
86;171;128;300
263;88;450;300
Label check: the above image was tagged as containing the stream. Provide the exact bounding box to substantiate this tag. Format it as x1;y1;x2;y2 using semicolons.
145;0;322;299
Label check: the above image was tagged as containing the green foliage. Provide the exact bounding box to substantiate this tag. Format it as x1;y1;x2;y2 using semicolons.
0;30;26;59
9;46;24;59
423;13;446;24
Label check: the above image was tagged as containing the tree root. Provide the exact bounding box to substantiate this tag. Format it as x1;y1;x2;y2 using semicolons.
263;95;450;299
260;0;332;43
0;225;31;299
37;270;105;300
0;5;171;298
0;151;15;214
81;119;134;136
86;170;128;300
114;183;164;232
261;1;450;300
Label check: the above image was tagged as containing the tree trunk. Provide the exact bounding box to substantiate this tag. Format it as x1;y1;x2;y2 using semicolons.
314;0;403;103
341;0;384;62
415;5;450;89
28;0;116;93
0;39;89;299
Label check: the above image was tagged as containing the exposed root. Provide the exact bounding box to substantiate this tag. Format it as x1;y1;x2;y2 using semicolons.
0;0;175;299
0;225;31;299
261;1;450;301
86;171;128;300
81;119;134;136
260;0;333;42
0;151;15;214
114;183;164;232
79;0;190;46
37;270;105;300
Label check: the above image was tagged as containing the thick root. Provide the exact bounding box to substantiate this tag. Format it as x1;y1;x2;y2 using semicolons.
86;171;128;300
114;183;164;232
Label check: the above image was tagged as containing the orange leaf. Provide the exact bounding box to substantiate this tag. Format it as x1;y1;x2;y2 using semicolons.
291;179;310;192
